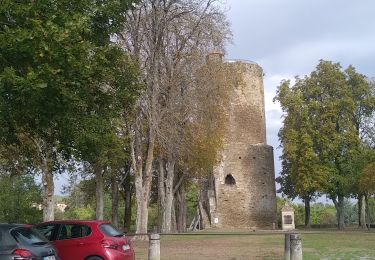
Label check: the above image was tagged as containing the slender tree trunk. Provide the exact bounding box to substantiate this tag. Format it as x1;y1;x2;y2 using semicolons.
163;158;175;233
176;184;187;233
40;141;54;222
365;194;370;230
304;198;311;228
132;125;144;234
134;168;143;232
358;195;362;228
134;128;155;234
158;158;166;232
360;194;367;229
112;175;119;227
123;173;132;232
95;164;104;220
139;195;149;233
42;159;54;221
171;198;177;232
334;195;345;230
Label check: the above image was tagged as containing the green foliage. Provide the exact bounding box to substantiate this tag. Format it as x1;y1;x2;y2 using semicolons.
63;206;95;220
0;174;42;224
360;162;375;194
368;197;375;223
186;183;199;225
276;197;359;226
0;0;141;174
275;78;329;201
309;203;337;225
274;60;375;210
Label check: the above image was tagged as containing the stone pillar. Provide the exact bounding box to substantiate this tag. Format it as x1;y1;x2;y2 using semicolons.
282;203;295;230
284;233;291;260
148;234;160;260
290;233;303;260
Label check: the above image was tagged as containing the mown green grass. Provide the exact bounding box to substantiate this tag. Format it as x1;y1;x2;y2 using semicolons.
302;232;375;259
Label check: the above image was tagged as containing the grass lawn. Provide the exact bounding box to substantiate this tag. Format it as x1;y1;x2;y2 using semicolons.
303;232;375;260
132;230;375;260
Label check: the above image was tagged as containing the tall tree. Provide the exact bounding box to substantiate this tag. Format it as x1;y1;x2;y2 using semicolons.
121;0;231;233
275;78;327;227
0;0;139;220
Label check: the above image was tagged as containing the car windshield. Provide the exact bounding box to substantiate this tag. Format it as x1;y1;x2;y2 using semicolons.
99;224;123;237
11;227;49;245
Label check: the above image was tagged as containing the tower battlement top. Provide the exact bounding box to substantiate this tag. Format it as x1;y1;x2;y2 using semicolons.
225;59;258;65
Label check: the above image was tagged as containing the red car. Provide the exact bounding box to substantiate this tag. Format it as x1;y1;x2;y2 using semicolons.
35;220;135;260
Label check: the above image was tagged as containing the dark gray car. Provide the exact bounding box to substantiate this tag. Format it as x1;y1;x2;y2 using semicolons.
0;223;58;260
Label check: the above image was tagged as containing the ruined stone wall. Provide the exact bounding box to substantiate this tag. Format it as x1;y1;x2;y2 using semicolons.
209;60;277;230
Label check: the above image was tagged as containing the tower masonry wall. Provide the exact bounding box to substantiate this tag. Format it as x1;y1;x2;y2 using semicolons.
210;60;277;230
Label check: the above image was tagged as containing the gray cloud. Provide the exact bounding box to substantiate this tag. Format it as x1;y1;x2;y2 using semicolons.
226;0;375;76
225;0;375;180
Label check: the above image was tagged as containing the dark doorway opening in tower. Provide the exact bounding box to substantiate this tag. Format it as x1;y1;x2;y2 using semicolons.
225;174;236;185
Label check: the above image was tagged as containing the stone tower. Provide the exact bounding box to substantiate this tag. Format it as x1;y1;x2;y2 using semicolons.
200;53;277;230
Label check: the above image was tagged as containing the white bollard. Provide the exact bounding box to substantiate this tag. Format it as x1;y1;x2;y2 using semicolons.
285;233;291;260
148;233;160;260
290;233;303;260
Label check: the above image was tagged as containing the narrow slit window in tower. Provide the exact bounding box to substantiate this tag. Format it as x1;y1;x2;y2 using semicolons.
225;174;236;185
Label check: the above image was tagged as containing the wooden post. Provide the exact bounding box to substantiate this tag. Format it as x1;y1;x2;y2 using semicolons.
148;233;160;260
290;233;302;260
284;233;291;260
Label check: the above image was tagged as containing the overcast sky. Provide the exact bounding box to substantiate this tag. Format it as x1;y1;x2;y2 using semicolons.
225;0;375;184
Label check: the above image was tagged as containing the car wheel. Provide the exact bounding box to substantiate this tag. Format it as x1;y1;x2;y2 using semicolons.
86;256;104;260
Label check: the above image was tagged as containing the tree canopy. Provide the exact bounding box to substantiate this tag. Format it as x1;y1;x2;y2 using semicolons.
0;0;140;220
275;60;375;229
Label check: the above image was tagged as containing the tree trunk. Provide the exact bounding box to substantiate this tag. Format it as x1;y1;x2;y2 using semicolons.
171;198;177;232
95;165;104;220
40;141;54;222
176;184;187;233
163;158;175;233
358;195;362;228
138;193;151;233
365;194;370;230
304;198;311;228
334;195;345;230
42;162;54;221
360;194;367;229
133;127;155;234
158;158;166;233
134;168;143;232
123;172;132;232
112;175;119;227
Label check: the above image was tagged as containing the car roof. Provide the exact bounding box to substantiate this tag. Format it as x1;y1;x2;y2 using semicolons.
0;223;26;230
39;220;111;225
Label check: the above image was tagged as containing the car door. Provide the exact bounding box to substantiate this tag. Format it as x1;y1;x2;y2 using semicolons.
53;224;89;260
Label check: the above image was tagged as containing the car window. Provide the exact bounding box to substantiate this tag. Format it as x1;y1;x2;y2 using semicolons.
35;224;59;241
99;224;123;237
57;224;92;240
0;231;15;250
11;227;48;246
